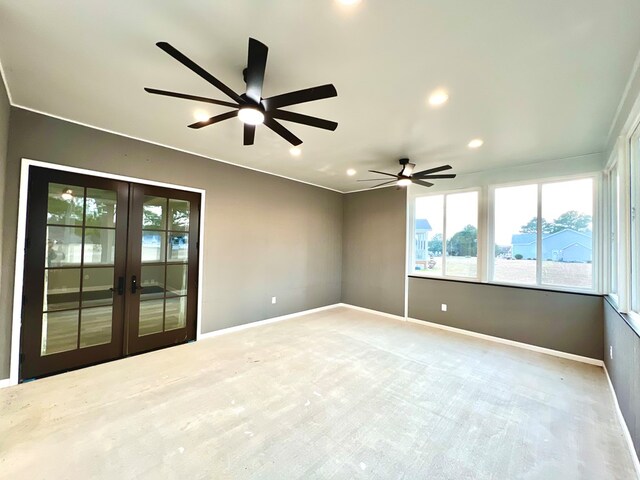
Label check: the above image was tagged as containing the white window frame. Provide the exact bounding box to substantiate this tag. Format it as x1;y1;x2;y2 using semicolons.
409;187;481;282
488;173;600;294
630;124;640;317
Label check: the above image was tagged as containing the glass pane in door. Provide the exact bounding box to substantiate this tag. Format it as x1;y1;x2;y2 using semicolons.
137;196;191;338
42;183;119;355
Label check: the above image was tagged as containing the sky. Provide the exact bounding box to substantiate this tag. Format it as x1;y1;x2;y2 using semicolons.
416;178;593;246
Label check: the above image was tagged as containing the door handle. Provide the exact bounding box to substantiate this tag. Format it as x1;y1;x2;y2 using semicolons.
131;275;144;294
109;276;125;295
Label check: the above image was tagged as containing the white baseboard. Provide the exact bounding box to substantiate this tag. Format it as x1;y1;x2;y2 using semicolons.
0;378;12;389
604;365;640;478
406;317;603;366
337;303;406;322
197;303;342;341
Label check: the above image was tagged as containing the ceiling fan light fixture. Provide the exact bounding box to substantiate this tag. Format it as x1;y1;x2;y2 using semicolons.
61;188;74;201
397;178;412;187
468;138;484;149
428;89;449;107
238;107;265;125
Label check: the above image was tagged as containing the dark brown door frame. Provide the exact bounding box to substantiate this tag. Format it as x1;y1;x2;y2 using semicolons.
125;183;200;355
19;165;201;380
20;167;130;379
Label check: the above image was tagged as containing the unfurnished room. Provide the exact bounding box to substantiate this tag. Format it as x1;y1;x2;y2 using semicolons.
0;1;639;479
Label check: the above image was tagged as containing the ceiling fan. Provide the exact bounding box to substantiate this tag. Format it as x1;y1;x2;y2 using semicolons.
145;38;338;146
358;158;457;188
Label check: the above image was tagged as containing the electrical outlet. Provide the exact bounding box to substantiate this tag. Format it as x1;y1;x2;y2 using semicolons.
610;345;613;360
441;304;447;312
271;296;277;304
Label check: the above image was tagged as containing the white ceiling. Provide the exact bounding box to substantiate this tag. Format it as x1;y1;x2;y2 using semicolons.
1;1;639;192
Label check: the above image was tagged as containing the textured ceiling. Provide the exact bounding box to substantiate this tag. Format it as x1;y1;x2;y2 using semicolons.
1;0;639;191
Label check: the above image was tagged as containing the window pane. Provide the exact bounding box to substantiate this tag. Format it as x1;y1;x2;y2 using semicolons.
166;265;188;296
493;185;537;284
414;195;443;275
610;169;618;294
46;226;83;267
143;196;167;230
83;228;116;265
165;297;187;331
85;188;117;228
41;310;79;356
142;231;166;263
445;192;478;278
168;233;189;262
169;199;190;231
80;306;113;348
541;179;593;288
141;265;165;300
81;267;114;308
44;268;81;311
47;183;84;226
139;300;164;336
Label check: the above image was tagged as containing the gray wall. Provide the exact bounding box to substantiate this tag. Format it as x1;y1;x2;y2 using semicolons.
604;299;640;459
341;187;406;316
0;107;343;378
408;277;604;360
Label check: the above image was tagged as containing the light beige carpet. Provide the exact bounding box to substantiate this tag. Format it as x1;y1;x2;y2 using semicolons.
0;306;636;479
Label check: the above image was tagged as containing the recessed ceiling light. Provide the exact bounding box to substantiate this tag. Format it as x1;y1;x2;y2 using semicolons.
289;146;302;157
428;90;449;107
193;111;211;122
347;168;357;176
468;138;484;149
337;0;362;5
238;107;265;125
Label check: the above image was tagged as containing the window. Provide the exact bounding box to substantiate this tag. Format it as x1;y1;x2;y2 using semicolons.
413;191;478;279
492;178;594;290
608;165;619;296
631;126;640;313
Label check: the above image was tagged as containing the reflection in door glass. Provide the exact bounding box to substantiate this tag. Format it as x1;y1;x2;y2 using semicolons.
80;306;113;348
169;199;190;231
165;297;187;331
84;228;116;265
44;268;81;311
41;310;79;356
168;233;189;262
142;231;166;262
143;196;167;229
139;300;164;336
47;183;84;226
46;226;83;267
81;268;114;308
86;188;117;228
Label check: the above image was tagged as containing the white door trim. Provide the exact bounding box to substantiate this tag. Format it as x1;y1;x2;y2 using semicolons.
6;158;206;386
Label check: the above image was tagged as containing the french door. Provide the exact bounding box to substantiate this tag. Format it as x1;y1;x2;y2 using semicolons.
20;167;200;380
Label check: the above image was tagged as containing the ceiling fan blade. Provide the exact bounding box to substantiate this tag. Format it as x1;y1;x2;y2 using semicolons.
156;42;245;104
263;117;303;146
416;173;457;179
245;38;268;103
270;110;338;131
368;170;398;178
357;178;396;182
262;84;337;110
243;124;256;145
413;179;434;188
412;165;453;177
370;180;398;189
187;110;238;129
144;88;240;109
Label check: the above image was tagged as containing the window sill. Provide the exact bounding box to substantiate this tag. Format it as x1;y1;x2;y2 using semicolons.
409;273;601;297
